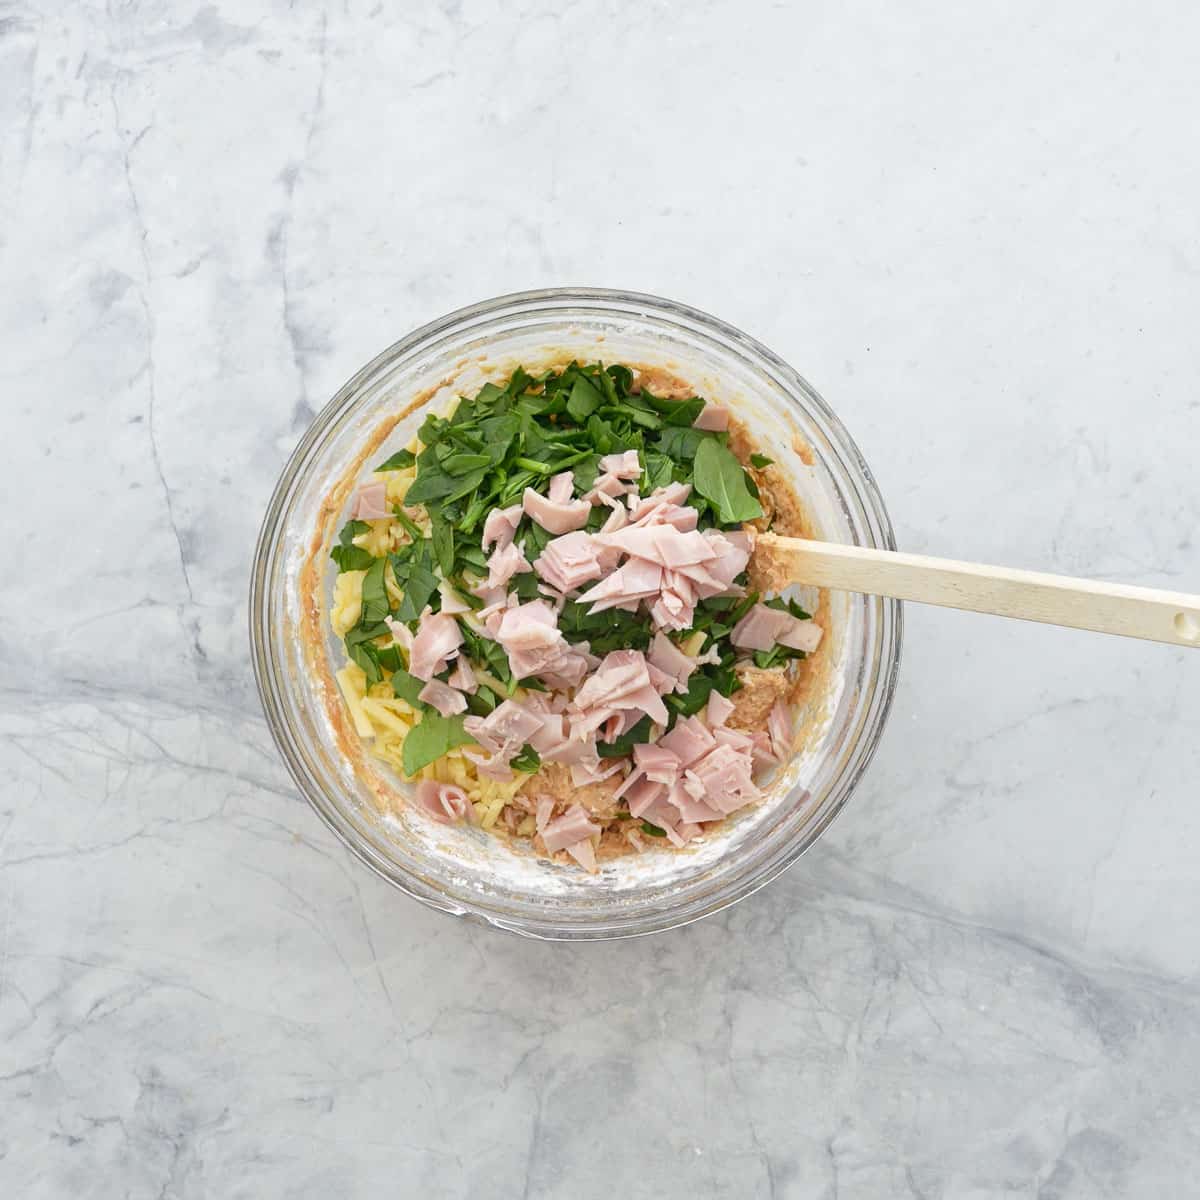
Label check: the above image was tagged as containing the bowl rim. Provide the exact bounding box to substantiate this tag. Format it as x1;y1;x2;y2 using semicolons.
249;286;903;940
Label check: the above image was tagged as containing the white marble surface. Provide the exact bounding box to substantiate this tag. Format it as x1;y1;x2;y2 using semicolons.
3;2;1200;1195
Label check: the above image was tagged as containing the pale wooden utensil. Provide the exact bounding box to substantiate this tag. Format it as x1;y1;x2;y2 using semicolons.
754;533;1200;648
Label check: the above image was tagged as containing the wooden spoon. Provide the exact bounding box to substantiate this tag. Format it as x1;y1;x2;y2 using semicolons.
754;533;1200;649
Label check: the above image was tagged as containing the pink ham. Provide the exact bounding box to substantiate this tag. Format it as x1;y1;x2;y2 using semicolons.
575;558;663;613
352;480;391;521
598;494;628;533
768;700;793;758
570;755;625;787
692;403;730;432
659;716;717;766
535;795;556;833
629;483;692;521
485;541;532;588
418;679;467;717
593;525;717;568
623;777;668;818
437;581;472;615
414;780;473;825
648;632;696;693
731;603;823;653
463;747;516;781
384;615;413;653
713;726;754;753
462;698;542;754
481;503;523;552
548;471;575;503
565;837;597;872
633;742;681;785
448;656;477;694
523;486;591;535
409;612;463;681
583;472;636;504
533;531;603;593
541;804;601;853
687;744;760;814
599;450;642;479
751;730;779;766
636;794;686;842
482;593;516;638
706;691;735;727
665;781;723;824
782;620;823;653
573;651;660;714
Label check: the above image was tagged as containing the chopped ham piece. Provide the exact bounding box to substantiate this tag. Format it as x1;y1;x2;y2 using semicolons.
565;837;597;872
659;716;717;767
352;480;391;521
768;700;793;758
523;486;591;535
576;558;663;613
418;679;467;717
414;780;474;825
482;593;516;638
751;730;779;766
533;531;603;593
463;747;514;781
598;495;628;533
713;726;755;753
637;795;685;841
706;691;735;727
664;780;722;823
583;472;635;504
572;650;650;709
485;541;532;588
624;778;668;818
541;804;601;853
692;403;730;432
462;698;542;754
648;631;696;693
438;581;472;615
782;620;823;653
548;471;575;503
594;525;718;568
448;657;477;694
570;756;625;787
731;603;822;653
628;483;692;521
687;744;760;814
409;612;463;681
535;795;556;833
385;615;413;653
599;450;642;479
633;742;681;785
481;503;523;552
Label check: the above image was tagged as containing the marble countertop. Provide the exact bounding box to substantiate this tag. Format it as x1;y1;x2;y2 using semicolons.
4;3;1199;1196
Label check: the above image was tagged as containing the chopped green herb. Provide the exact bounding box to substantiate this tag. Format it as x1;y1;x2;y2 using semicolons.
377;449;416;470
750;453;774;469
401;712;475;777
391;668;427;708
693;438;764;525
509;744;541;773
640;821;667;837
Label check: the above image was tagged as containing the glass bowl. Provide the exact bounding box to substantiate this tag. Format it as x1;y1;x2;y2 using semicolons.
249;288;901;940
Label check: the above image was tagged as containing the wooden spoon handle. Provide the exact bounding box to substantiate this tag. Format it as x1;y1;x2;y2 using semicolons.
756;533;1200;649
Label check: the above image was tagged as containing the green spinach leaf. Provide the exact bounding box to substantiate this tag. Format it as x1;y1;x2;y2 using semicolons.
401;712;475;777
693;438;763;524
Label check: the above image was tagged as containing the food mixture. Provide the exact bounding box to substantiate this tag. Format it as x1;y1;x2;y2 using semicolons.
326;361;823;871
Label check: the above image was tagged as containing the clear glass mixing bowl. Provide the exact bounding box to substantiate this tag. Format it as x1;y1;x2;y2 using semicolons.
249;289;902;939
